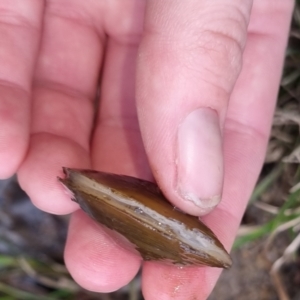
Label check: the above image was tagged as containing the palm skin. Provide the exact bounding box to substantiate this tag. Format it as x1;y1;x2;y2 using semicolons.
0;0;294;299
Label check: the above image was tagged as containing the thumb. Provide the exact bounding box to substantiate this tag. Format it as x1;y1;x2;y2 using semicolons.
136;0;252;216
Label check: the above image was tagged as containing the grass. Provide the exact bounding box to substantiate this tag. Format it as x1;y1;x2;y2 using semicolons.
235;183;300;249
0;253;141;300
0;255;76;300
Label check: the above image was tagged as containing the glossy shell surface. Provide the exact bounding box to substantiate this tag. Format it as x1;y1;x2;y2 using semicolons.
59;168;232;269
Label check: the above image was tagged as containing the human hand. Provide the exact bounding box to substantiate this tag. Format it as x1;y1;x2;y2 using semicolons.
0;0;294;299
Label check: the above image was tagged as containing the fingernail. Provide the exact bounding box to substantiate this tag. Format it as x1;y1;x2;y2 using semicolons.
177;108;223;216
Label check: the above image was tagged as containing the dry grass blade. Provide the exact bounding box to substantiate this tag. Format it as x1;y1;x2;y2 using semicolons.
236;225;262;237
254;201;300;216
253;201;280;215
264;216;300;252
283;145;300;163
290;181;300;193
270;233;300;300
18;257;79;292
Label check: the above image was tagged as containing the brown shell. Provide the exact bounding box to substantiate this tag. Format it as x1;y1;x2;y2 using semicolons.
58;168;232;269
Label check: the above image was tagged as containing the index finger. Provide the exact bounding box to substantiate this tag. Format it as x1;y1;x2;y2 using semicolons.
0;0;43;178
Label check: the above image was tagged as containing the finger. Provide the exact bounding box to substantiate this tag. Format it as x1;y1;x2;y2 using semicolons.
91;1;149;178
65;210;141;292
17;0;104;214
65;0;146;292
0;0;44;178
142;0;294;299
136;0;253;216
220;0;295;218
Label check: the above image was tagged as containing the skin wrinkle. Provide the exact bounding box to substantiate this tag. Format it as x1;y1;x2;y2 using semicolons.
99;116;140;130
144;2;250;42
183;31;243;88
185;12;248;46
45;10;104;40
34;27;102;111
45;1;104;31
205;8;249;38
30;131;90;154
33;80;96;102
144;47;232;122
109;37;141;49
43;3;128;51
0;17;41;30
225;117;271;147
180;64;231;104
0;79;31;94
0;91;30;135
139;30;244;102
203;206;240;245
0;3;43;29
0;33;40;89
136;47;232;118
31;95;93;150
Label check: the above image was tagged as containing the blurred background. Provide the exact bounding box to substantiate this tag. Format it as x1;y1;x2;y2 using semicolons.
0;3;300;300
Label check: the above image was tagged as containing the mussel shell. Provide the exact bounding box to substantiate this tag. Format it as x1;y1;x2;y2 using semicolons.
59;168;232;269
